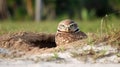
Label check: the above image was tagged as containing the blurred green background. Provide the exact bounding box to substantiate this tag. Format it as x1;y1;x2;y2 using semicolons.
0;0;119;34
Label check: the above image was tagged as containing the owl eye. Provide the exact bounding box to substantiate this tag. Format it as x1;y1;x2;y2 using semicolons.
70;24;74;27
70;24;75;28
70;24;78;28
59;25;65;29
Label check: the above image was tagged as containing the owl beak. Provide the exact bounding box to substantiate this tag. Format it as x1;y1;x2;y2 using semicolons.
66;27;70;32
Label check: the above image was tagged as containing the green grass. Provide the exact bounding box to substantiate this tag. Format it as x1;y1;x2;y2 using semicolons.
0;21;58;34
0;18;119;35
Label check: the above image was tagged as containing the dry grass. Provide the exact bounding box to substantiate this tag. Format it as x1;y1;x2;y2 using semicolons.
0;18;119;63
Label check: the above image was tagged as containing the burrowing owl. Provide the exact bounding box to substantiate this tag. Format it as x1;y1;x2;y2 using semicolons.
55;19;87;46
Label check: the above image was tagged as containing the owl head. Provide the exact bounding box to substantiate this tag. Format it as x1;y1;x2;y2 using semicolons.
57;19;80;33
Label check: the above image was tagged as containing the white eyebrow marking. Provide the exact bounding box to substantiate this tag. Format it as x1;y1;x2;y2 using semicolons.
69;22;76;26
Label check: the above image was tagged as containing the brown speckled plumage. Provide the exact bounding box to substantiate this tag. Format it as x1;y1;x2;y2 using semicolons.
55;19;87;46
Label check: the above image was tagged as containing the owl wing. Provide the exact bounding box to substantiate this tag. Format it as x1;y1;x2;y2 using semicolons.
77;31;87;39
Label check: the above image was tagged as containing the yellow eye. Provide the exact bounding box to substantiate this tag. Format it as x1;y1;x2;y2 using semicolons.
59;25;65;29
70;24;75;28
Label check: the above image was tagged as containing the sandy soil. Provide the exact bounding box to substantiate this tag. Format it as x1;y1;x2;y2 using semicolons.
0;32;120;67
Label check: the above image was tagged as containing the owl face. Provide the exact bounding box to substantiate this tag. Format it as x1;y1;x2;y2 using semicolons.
57;19;80;33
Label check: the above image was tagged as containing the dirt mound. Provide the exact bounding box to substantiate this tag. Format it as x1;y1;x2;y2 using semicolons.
0;32;57;58
0;31;119;59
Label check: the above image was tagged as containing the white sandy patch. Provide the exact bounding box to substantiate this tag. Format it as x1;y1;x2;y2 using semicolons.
0;43;120;67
